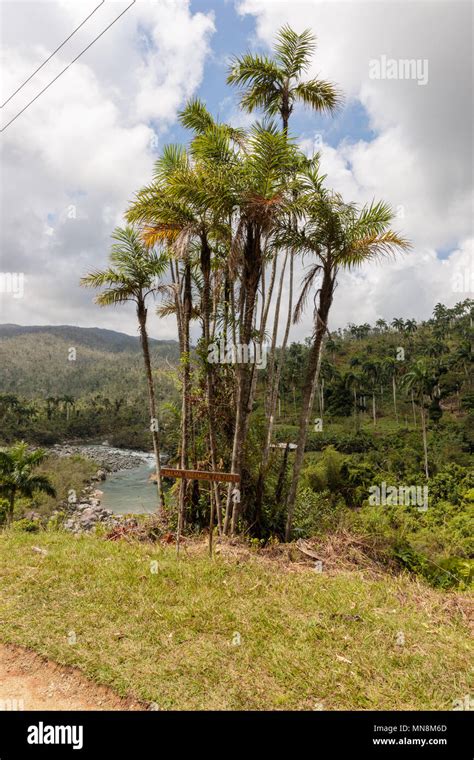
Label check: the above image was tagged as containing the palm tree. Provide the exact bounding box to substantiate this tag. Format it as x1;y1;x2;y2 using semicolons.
227;25;341;133
127;110;240;538
401;359;432;478
81;226;167;512
128;113;300;536
225;123;299;535
381;356;399;424
61;395;75;421
391;317;405;333
361;358;381;427
405;318;417;334
228;27;340;516
343;369;362;431
279;187;410;539
0;442;55;525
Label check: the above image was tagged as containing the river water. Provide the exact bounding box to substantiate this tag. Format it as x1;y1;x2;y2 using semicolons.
100;460;162;514
53;444;165;514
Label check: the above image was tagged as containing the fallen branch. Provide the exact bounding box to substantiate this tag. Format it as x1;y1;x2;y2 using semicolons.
296;539;322;562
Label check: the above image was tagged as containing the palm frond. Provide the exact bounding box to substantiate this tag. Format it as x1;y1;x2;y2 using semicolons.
94;287;134;307
274;25;316;77
26;475;56;498
179;98;215;134
340;230;411;267
293;78;342;114
293;264;322;324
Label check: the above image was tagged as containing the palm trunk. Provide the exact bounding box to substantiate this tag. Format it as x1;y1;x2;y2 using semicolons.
275;442;290;504
285;268;334;541
177;259;192;548
201;235;223;535
225;224;262;536
411;390;417;427
265;251;288;417
7;491;15;525
392;374;398;423
170;260;184;353
137;302;164;513
353;387;359;432
254;251;293;525
372;392;376;427
420;403;429;479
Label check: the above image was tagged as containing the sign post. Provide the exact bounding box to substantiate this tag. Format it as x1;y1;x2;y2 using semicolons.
151;468;241;555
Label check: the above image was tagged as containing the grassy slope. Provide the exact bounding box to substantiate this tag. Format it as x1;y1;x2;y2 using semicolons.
0;532;471;710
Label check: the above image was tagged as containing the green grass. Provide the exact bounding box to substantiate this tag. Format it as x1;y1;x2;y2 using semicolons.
0;531;471;710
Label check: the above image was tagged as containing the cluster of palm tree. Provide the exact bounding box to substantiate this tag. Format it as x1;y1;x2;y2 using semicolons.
346;317;418;339
81;26;409;540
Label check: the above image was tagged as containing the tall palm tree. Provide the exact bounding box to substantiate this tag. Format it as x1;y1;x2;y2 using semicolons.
81;226;168;512
381;356;399;424
279;187;410;539
128;113;299;536
227;25;341;133
127;112;238;538
401;359;433;479
228;27;341;517
361;358;381;427
343;368;362;431
225;123;299;535
0;442;55;525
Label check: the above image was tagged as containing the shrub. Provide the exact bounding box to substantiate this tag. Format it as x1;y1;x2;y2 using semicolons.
293;487;346;538
12;518;40;533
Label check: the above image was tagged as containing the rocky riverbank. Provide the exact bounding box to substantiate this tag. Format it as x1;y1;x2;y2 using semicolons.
52;478;140;534
51;443;155;472
46;445;157;533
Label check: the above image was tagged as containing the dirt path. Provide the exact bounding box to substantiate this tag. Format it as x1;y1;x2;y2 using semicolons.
0;643;144;711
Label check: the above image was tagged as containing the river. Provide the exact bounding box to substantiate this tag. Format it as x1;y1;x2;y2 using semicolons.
100;461;162;514
52;444;164;515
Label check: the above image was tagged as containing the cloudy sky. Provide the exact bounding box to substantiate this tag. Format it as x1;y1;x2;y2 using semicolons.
0;0;472;340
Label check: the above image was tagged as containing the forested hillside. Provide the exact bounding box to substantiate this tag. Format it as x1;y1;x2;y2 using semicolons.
0;324;179;396
0;325;180;449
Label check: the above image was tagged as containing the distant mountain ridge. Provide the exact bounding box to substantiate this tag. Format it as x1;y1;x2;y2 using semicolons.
0;324;177;353
0;324;179;397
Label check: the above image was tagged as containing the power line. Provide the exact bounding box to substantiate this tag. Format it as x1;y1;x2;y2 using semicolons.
1;1;105;108
1;1;136;133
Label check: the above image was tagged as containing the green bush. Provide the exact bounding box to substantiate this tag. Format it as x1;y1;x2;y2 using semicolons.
293;487;346;538
350;494;473;589
0;498;8;526
12;518;40;533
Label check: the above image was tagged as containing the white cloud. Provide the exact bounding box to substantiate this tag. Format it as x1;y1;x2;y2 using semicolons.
237;0;473;331
0;0;215;337
0;0;472;342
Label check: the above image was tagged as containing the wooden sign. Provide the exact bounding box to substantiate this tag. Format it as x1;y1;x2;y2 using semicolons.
151;468;240;484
